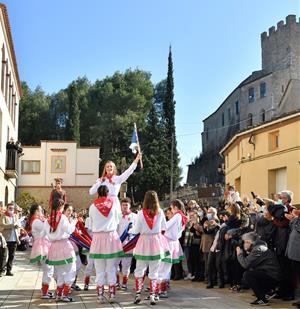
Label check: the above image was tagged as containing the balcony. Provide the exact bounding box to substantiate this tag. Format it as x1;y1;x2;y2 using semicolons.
5;147;20;179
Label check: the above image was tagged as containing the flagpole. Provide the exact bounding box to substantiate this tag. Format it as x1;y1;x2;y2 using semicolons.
134;122;143;169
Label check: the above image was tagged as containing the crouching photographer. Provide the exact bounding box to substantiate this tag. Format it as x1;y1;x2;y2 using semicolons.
236;232;281;306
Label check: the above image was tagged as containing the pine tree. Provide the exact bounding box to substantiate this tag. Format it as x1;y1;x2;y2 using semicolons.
66;82;80;144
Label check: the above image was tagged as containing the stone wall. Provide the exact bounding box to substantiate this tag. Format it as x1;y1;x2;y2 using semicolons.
18;186;95;211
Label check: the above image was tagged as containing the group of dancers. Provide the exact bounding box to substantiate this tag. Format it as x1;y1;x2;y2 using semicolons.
28;153;187;305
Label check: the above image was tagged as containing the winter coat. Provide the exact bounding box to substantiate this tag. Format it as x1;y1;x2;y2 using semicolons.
237;240;281;281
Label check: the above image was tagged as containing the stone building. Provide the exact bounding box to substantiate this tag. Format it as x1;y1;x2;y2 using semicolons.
187;15;300;186
18;141;100;210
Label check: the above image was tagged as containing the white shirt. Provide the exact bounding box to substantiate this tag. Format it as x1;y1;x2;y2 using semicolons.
117;212;137;237
89;162;137;196
7;216;17;242
165;213;184;241
31;219;47;240
44;214;76;241
131;208;167;235
89;201;119;232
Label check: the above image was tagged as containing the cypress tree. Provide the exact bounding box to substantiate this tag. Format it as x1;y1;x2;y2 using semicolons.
66;82;80;144
162;46;181;190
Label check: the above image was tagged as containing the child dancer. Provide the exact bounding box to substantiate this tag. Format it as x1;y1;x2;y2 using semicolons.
116;197;137;290
158;199;187;298
45;197;77;302
132;191;169;305
83;213;94;290
28;204;54;299
89;185;124;304
89;154;141;213
63;204;82;291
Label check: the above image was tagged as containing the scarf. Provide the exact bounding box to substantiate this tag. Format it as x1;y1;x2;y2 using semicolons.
101;174;114;184
94;197;114;217
122;210;132;218
47;210;62;232
4;210;13;217
175;210;188;229
142;208;158;230
29;215;44;232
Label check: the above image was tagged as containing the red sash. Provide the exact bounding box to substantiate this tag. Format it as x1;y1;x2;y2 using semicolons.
143;209;158;230
94;197;114;217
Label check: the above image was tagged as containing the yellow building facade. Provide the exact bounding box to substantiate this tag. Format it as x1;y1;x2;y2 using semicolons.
220;112;300;205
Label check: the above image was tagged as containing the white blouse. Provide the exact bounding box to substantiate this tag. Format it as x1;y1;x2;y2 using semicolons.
164;213;184;241
117;212;137;237
44;214;76;241
89;201;119;233
89;162;137;196
31;219;47;240
131;208;167;235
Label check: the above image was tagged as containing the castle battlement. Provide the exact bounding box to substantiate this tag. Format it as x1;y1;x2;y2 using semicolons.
261;15;300;40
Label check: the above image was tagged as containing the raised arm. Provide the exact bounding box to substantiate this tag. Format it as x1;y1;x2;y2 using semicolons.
89;179;101;195
115;154;141;184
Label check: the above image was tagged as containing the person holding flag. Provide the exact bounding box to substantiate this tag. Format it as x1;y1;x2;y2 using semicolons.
89;124;142;213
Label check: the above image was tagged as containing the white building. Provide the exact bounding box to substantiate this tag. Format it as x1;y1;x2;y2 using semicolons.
0;4;22;205
18;141;100;210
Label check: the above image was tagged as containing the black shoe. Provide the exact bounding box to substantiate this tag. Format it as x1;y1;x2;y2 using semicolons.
6;272;13;276
206;284;214;289
282;296;295;301
250;299;269;306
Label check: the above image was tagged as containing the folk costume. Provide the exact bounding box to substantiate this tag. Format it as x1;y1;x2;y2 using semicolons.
29;216;54;299
44;212;76;302
132;208;169;304
89;196;124;303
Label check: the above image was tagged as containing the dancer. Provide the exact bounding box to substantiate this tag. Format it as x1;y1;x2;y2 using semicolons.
116;197;137;290
132;190;169;305
89;185;124;304
158;199;187;298
63;204;82;291
89;154;142;213
27;204;54;299
83;213;94;291
45;197;77;302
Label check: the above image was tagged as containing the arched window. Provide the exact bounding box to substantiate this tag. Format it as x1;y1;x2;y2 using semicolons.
247;113;253;127
260;109;265;122
1;44;5;93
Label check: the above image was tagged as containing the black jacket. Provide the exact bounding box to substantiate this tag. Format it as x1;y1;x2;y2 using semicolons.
237;240;281;281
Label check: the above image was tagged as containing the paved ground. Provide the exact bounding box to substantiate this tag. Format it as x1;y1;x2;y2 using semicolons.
0;251;296;308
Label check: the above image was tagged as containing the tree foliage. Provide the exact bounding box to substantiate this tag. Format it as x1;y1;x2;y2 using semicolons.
19;65;181;202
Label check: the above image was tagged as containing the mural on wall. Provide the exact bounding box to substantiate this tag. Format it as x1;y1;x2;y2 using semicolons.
51;156;66;173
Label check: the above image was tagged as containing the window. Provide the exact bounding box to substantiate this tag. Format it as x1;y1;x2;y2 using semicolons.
235;101;239;115
247;113;253;127
227;108;231;121
21;160;41;174
260;82;266;98
248;87;255;103
222;112;225;126
1;44;5;93
260;109;265;122
269;131;279;151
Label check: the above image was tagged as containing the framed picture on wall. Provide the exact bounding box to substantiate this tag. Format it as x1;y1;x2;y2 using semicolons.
51;156;66;173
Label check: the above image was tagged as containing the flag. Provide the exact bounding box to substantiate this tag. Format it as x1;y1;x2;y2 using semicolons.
129;126;138;154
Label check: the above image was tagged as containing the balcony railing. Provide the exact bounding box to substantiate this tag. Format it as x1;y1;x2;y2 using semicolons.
5;147;19;178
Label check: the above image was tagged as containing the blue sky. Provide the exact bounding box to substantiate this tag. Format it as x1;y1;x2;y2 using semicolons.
5;0;300;182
